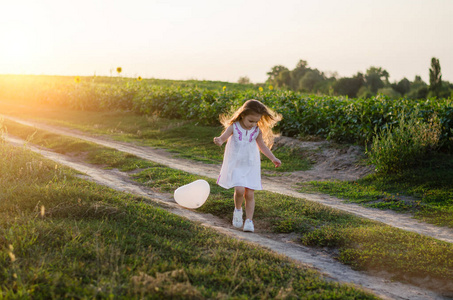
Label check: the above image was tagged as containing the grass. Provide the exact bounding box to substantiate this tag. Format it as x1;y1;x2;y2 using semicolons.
1;143;378;299
133;168;453;292
5;99;452;223
2;117;453;294
0;100;312;172
298;153;453;228
2;119;155;172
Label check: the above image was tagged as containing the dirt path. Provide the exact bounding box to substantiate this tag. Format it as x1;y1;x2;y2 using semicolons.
3;115;453;245
5;135;448;300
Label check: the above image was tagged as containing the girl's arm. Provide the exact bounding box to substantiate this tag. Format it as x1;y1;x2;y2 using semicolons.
256;132;281;168
213;125;233;146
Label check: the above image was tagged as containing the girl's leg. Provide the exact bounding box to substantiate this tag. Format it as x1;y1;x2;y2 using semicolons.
232;187;245;228
244;188;255;220
234;186;245;210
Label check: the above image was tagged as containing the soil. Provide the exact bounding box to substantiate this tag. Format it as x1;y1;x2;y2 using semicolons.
272;135;374;182
3;115;453;299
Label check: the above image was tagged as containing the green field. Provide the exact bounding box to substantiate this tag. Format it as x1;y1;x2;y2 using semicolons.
1;75;453;297
1;109;453;296
1;141;381;299
1;74;452;149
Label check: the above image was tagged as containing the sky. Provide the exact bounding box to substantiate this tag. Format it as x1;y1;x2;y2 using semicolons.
1;0;452;83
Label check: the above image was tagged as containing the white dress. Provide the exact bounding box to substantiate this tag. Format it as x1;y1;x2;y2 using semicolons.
217;121;262;190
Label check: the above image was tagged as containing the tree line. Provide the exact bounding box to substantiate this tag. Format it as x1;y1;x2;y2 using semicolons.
260;58;452;99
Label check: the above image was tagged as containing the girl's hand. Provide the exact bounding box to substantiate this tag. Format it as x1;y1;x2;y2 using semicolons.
272;158;281;168
213;137;223;146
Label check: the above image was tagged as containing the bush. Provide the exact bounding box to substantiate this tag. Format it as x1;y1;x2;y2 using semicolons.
367;110;441;173
377;87;401;99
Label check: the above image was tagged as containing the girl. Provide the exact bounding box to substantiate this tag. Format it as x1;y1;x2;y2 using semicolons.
213;99;282;232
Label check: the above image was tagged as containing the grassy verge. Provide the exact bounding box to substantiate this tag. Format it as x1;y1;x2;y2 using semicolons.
3;118;453;294
0;101;312;172
0;136;378;298
133;168;453;294
298;154;453;228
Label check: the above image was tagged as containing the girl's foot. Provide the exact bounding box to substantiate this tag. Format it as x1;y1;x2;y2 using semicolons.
232;209;243;228
243;219;254;232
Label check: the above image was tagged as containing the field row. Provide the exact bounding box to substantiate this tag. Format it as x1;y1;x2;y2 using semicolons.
2;75;453;151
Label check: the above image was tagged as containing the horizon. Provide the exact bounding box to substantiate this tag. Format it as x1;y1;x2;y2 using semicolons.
1;0;452;83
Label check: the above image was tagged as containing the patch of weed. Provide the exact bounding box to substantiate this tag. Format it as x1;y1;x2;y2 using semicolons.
299;153;453;227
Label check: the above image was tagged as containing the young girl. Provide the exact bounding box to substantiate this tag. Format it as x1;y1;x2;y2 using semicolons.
213;99;282;232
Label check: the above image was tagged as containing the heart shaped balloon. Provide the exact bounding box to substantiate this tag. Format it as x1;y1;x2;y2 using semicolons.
174;179;210;209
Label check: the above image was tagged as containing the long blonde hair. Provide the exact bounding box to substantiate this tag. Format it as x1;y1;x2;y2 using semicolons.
220;99;282;148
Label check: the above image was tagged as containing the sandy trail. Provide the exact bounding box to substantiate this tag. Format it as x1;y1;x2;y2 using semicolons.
3;115;453;245
5;135;448;300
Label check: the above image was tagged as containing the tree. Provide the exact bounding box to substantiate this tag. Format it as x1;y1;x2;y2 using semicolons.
393;78;411;96
238;76;251;84
298;70;325;92
439;81;453;98
266;65;289;84
357;86;373;99
365;67;388;94
276;70;291;87
333;73;364;98
429;57;442;98
377;87;401;99
382;69;390;84
407;75;428;99
314;77;336;95
289;60;309;90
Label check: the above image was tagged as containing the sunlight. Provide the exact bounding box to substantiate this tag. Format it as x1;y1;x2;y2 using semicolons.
1;29;32;59
0;23;38;73
0;1;53;75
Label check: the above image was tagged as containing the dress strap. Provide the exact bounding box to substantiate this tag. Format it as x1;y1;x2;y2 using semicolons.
249;127;259;142
234;123;243;141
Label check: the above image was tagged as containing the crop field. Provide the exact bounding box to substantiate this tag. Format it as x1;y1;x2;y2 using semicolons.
1;74;452;149
1;74;453;298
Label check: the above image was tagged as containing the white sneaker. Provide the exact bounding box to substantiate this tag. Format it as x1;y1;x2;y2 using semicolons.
243;219;254;232
232;210;243;228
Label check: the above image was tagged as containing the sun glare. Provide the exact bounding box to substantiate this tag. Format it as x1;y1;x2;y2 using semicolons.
1;31;31;58
0;23;41;74
0;0;53;75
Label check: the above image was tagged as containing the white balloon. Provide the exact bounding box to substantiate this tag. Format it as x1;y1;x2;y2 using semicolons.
174;180;210;209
